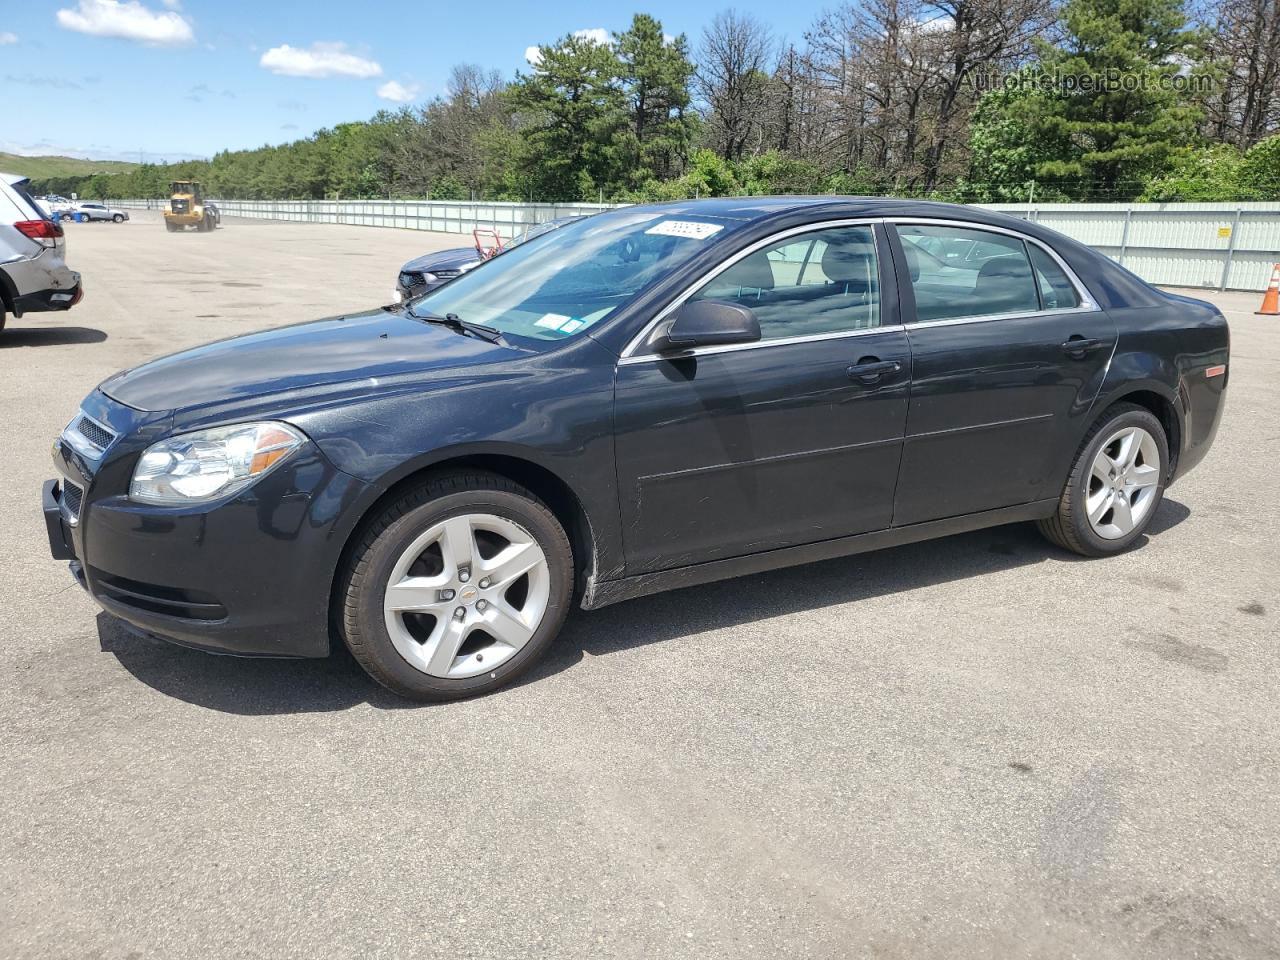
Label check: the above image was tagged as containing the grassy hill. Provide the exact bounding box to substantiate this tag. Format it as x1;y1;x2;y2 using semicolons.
0;152;138;179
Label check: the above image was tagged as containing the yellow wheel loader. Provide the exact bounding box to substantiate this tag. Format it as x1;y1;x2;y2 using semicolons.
163;181;220;233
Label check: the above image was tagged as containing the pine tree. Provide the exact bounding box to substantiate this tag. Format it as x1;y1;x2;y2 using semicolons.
614;15;696;184
1013;0;1207;199
509;33;629;200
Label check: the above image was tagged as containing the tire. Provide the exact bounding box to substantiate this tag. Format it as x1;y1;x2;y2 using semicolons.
1037;402;1169;557
338;470;574;702
113;214;124;223
165;221;178;232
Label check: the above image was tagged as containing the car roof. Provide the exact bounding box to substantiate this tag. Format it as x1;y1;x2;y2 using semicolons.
621;195;1035;228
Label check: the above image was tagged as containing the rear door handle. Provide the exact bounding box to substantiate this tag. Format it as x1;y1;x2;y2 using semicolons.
847;359;901;383
1062;337;1105;357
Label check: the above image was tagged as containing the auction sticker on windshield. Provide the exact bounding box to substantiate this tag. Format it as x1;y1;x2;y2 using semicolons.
645;220;724;240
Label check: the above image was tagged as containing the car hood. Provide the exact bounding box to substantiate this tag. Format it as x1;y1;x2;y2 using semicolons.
100;307;521;413
401;247;480;274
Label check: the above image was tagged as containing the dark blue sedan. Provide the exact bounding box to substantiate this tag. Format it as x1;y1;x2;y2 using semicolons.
44;197;1229;701
395;215;584;302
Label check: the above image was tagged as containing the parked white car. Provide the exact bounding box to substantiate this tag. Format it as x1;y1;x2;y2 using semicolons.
74;202;129;223
0;173;82;334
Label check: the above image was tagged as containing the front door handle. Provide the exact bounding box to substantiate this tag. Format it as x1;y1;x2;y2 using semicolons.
1062;336;1105;357
847;359;901;384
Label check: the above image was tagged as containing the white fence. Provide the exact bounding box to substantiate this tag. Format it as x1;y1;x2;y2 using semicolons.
118;197;615;241
116;198;1280;292
985;202;1280;293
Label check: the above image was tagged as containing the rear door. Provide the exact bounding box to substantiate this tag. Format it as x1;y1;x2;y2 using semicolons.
889;221;1116;526
613;221;911;573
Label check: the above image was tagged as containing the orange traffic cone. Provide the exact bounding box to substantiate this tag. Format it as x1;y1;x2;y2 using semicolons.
1257;263;1280;315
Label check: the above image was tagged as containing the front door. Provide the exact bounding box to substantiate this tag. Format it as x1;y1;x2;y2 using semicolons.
613;222;911;574
889;222;1117;526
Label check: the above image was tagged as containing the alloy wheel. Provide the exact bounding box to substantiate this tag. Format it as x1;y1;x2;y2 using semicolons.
382;513;550;679
1085;426;1161;539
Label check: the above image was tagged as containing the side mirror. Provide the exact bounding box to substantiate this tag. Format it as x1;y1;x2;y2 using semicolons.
648;299;762;353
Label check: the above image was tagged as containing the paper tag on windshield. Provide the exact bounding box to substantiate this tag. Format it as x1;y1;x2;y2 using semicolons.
645;220;723;240
535;313;573;330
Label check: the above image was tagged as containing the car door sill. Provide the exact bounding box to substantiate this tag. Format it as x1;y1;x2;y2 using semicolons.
581;498;1058;610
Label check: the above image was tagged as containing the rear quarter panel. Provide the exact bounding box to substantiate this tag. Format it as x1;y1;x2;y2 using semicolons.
1094;294;1229;482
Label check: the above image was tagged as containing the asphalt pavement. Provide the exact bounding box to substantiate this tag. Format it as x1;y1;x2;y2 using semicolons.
1;209;1277;959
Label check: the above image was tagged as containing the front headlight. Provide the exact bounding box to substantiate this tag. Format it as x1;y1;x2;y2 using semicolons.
130;422;305;505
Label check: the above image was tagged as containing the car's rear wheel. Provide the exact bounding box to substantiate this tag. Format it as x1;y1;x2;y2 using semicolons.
1037;403;1168;556
338;471;573;702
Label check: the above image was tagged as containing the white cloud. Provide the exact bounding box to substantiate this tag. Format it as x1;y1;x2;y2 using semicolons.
0;32;17;45
376;79;420;102
259;42;382;79
55;0;194;46
914;15;954;33
524;45;542;66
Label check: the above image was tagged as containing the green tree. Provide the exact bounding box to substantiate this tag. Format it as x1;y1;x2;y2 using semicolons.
509;32;629;199
1010;0;1207;199
1237;134;1280;199
1139;143;1245;200
959;81;1074;201
614;15;696;184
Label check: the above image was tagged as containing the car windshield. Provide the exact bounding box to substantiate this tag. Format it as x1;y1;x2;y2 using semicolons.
410;209;737;342
505;217;577;251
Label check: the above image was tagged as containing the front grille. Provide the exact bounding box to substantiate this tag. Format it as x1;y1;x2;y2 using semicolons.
61;480;84;521
75;415;115;451
171;199;189;214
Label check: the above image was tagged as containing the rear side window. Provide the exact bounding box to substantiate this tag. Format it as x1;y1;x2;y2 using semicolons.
897;224;1041;322
9;181;50;221
1028;244;1082;310
687;225;880;340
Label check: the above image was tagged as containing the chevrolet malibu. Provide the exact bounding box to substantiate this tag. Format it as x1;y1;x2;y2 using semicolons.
43;198;1229;702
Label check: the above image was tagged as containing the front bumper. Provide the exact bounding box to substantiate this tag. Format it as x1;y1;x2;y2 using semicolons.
45;409;372;658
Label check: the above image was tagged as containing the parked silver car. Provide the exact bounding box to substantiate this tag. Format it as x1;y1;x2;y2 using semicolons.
0;173;82;334
74;202;129;223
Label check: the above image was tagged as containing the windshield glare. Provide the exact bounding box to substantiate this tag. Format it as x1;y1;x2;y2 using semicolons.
410;210;737;342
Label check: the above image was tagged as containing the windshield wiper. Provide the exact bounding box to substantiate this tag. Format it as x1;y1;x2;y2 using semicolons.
412;310;506;345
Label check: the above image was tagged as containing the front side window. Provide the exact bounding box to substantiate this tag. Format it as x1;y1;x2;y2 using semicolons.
898;224;1042;322
685;225;880;340
412;210;740;343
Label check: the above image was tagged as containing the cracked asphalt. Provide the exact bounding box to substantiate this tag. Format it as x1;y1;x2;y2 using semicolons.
2;210;1277;959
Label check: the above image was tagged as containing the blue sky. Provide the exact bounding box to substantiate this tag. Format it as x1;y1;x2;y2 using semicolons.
1;0;818;162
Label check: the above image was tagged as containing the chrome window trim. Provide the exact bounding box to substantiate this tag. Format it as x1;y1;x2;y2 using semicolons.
890;217;1101;320
618;323;906;365
619;217;887;361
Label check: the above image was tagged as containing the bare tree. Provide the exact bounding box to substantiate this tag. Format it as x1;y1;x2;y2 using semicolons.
802;0;1050;191
696;10;778;159
1200;0;1280;146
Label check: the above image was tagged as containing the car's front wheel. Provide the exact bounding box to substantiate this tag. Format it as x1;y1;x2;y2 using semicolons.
1037;403;1169;556
338;471;573;702
112;214;124;223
